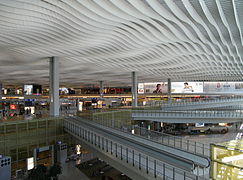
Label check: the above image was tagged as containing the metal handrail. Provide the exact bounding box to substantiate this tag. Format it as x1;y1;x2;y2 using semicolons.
131;126;210;157
65;119;208;179
161;97;243;107
132;110;243;118
74;113;211;157
0;116;62;126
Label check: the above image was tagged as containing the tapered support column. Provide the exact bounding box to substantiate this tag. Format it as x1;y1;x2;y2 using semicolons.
132;72;138;107
49;57;60;116
168;78;172;104
99;81;104;98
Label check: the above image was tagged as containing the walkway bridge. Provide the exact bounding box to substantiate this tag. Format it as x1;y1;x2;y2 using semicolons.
64;116;209;180
161;97;243;111
132;110;243;123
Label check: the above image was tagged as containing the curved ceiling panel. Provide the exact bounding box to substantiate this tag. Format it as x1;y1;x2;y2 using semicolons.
0;0;243;86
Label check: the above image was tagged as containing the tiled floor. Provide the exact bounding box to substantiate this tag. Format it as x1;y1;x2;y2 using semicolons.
59;161;90;180
183;126;243;144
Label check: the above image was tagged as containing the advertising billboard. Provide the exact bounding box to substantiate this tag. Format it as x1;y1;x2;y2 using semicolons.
24;85;33;95
203;82;243;93
138;81;243;94
171;82;203;93
138;82;168;94
24;84;42;95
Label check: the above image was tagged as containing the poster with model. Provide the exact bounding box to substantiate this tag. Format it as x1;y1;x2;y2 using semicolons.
138;82;168;94
171;82;203;93
24;84;42;95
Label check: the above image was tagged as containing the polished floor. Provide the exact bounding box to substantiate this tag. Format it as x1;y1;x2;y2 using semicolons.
183;125;243;144
59;161;90;180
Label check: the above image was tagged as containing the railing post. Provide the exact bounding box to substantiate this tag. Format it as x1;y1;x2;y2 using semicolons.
163;163;165;179
82;129;84;139
184;171;186;180
202;143;204;155
111;141;113;154
95;134;97;146
132;150;134;166
154;160;156;178
126;148;128;163
121;145;123;160
195;141;197;153
115;143;117;157
146;156;148;174
187;140;189;151
174;136;176;147
180;138;182;149
106;139;108;152
139;153;141;170
102;137;104;150
91;133;93;144
173;167;175;180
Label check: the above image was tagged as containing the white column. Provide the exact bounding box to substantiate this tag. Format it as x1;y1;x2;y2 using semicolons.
49;57;60;116
132;72;138;107
99;81;104;98
168;78;172;104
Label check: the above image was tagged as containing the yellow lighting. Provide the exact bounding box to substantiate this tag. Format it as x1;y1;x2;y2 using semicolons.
222;154;243;163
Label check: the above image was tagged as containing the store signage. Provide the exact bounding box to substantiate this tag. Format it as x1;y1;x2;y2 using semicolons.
27;157;34;170
195;123;204;127
10;104;16;110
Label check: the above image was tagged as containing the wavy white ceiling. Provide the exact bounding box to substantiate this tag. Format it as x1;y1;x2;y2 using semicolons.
0;0;243;86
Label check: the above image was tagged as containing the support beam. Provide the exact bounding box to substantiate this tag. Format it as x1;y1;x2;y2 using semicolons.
132;72;138;107
168;78;172;104
49;57;59;116
99;81;104;98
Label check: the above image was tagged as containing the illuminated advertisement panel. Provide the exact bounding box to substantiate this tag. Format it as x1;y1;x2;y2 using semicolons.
204;82;243;93
138;82;168;94
138;81;243;94
24;84;42;95
24;85;33;95
171;82;203;93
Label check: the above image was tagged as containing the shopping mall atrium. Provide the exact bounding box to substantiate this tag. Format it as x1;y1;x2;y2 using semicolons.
1;0;243;180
